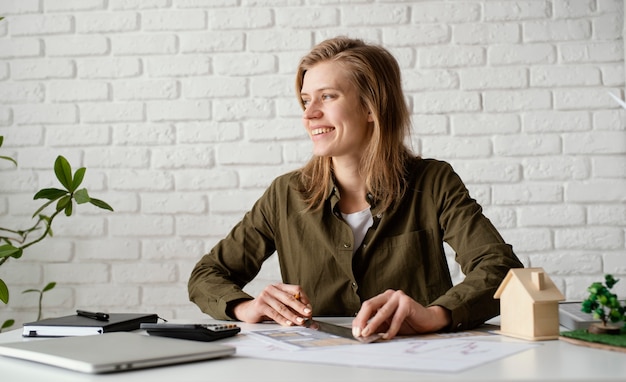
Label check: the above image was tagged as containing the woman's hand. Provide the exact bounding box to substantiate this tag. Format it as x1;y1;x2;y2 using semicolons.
231;283;312;326
352;289;451;340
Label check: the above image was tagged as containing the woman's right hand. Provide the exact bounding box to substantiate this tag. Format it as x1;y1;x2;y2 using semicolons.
231;283;312;326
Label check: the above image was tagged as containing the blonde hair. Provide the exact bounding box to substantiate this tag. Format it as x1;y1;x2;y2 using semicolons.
296;37;413;211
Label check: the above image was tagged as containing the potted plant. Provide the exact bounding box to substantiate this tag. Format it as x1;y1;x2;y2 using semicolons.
0;135;113;332
581;274;625;335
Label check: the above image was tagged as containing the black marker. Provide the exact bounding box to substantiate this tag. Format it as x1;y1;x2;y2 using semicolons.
76;309;109;321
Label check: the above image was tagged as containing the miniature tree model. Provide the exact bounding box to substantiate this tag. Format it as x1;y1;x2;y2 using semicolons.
581;274;625;335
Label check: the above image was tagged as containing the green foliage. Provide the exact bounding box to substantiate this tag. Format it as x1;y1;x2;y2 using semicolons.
581;274;625;327
0;136;113;332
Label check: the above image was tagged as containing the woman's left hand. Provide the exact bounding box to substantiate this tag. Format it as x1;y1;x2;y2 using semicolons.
351;289;451;340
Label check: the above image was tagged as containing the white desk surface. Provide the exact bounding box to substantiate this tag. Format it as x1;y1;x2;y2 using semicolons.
0;318;624;382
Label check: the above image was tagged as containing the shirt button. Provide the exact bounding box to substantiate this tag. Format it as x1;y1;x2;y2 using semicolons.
343;243;351;248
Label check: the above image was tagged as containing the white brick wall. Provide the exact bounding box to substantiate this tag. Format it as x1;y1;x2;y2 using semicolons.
0;0;624;326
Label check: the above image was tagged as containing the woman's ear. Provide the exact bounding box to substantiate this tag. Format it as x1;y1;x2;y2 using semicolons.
367;110;374;123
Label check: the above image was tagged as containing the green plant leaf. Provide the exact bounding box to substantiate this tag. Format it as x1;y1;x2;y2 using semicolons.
54;156;73;191
72;167;86;191
0;244;22;259
0;155;17;166
32;199;56;218
56;195;71;212
34;188;68;201
74;188;90;204
1;319;14;331
89;198;114;211
22;288;39;294
64;200;73;216
0;279;8;304
43;282;56;292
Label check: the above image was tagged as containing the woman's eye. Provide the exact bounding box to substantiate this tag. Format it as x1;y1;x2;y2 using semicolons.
322;94;334;100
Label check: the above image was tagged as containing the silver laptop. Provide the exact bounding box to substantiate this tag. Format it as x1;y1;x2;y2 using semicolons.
0;331;235;374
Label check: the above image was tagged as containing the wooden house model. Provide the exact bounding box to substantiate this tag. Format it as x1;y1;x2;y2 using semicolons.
494;267;565;341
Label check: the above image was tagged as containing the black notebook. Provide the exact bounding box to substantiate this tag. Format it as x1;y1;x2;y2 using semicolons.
22;313;159;337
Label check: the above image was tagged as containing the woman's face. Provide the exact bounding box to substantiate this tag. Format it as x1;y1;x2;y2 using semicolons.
300;61;373;161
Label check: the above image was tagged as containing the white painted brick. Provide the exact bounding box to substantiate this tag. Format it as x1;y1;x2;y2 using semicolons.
12;146;81;170
180;31;244;53
10;14;72;36
484;90;552;112
246;118;305;141
0;62;8;80
214;99;274;121
412;114;448;135
563;132;626;154
76;286;140;307
50;216;106;237
556;88;623;110
530;66;602;87
451;114;520;136
13;104;77;125
419;46;485;68
75;238;140;260
250;75;292;98
238;165;297;189
216;143;282;165
556;227;623;250
109;0;168;10
1;262;42;285
146;56;211;77
113;263;177;283
383;25;448;46
601;64;625;87
46;35;109;57
177;121;242;143
531;252;602;275
45;0;105;12
0;0;40;14
248;30;313;52
213;53;276;76
175;214;239;237
342;4;408;26
482;206;516;229
276;97;302;118
484;1;551;21
566;179;626;202
523;156;590;180
449;160;521;183
554;0;596;18
84;147;150;168
47;125;111;146
0;82;44;103
275;7;338;28
500;228;553;252
141;192;206;214
49;81;109;102
142;284;192;307
112;123;175;145
494;183;563;204
81;102;144;123
210;190;264;213
403;69;458;91
453;23;519;45
592;156;626;178
151;146;214;169
525;19;591;42
142;10;206;31
147;100;211;122
113;79;177;101
110;215;174;236
0;107;11;126
489;44;556;65
110;169;174;191
46;263;109;284
413;91;481;113
411;2;480;23
421;136;491;159
604;253;626;274
494;134;561;156
593;12;623;40
283;141;312;164
110;34;177;55
0;38;41;59
77;58;141;79
523;111;591;133
208;8;273;29
184;77;247;99
141;238;205;260
519;205;586;227
459;67;527;90
559;41;623;63
588;204;626;226
92;192;139;213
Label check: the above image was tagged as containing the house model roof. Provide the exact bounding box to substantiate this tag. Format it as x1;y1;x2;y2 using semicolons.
494;267;565;302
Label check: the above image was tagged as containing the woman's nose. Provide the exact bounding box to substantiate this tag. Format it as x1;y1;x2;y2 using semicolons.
302;102;322;119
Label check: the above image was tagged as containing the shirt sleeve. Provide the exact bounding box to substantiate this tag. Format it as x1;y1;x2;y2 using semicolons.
187;180;279;320
425;161;524;331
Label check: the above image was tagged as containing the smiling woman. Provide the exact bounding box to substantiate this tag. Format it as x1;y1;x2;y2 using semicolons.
188;36;523;341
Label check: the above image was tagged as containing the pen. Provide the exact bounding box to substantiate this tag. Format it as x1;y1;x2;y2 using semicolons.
76;309;109;321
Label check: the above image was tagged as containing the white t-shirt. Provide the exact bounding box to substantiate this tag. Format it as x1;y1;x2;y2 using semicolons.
341;207;374;253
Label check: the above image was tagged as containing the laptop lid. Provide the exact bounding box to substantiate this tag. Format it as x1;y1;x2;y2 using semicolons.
0;332;235;374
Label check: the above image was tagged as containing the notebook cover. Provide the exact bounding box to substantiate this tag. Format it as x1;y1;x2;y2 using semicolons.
22;313;159;337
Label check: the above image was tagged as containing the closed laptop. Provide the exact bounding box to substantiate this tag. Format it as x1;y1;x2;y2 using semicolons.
0;331;235;374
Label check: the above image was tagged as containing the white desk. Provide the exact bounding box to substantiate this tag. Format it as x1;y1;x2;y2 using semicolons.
0;319;624;382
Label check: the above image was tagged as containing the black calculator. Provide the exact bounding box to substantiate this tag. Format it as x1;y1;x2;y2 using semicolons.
140;323;241;342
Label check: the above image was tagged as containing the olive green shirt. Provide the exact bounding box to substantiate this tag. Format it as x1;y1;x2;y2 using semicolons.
188;158;523;331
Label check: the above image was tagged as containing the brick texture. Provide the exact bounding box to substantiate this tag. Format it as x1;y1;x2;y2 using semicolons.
0;1;624;326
